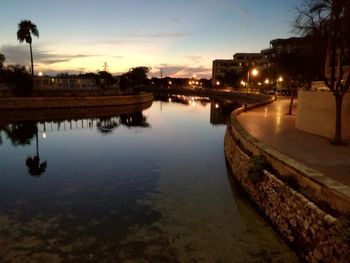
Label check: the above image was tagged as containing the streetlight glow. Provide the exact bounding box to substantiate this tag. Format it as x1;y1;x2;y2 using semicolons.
251;68;259;76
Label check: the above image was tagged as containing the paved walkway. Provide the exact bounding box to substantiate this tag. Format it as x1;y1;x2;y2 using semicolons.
237;98;350;187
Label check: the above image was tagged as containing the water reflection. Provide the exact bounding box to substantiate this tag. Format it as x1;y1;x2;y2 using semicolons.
0;96;299;262
25;125;47;176
2;121;37;146
154;93;240;125
0;107;151;177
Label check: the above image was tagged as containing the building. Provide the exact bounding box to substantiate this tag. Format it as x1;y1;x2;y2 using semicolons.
34;76;98;90
232;53;264;68
212;53;265;88
211;59;237;87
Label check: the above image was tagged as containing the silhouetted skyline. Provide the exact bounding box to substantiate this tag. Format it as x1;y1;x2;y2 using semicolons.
1;0;299;77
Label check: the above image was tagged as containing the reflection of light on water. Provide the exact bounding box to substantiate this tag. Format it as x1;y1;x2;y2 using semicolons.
264;107;268;118
42;132;46;139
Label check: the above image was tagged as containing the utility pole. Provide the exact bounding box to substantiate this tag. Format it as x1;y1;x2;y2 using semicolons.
103;62;109;72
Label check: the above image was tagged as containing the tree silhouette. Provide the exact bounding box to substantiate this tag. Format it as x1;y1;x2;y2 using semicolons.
295;0;350;144
17;20;39;77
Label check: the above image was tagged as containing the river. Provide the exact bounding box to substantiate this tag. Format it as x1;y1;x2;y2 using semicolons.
0;94;299;262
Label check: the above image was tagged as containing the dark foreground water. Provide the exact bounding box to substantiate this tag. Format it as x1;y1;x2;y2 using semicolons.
0;95;299;262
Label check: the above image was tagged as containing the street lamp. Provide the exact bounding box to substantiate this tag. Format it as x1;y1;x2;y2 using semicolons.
247;68;259;92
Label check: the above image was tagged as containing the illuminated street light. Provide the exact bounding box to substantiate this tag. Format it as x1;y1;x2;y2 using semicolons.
278;76;283;82
216;81;220;86
264;78;269;84
169;81;172;85
251;68;258;76
247;68;259;90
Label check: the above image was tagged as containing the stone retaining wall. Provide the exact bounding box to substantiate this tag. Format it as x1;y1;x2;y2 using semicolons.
224;103;350;262
0;92;153;110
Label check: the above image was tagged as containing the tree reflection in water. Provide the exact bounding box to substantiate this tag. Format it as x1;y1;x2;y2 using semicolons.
25;125;47;176
0;110;150;174
96;111;150;134
3;121;37;146
0;121;47;176
97;117;119;134
120;112;150;128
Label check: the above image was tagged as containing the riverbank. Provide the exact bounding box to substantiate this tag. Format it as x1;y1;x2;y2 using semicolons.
140;86;270;104
224;98;350;262
0;92;153;110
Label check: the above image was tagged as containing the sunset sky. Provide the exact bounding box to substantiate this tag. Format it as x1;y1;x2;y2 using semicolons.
0;0;300;78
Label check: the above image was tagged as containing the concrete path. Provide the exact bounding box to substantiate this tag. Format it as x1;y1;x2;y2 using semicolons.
237;98;350;187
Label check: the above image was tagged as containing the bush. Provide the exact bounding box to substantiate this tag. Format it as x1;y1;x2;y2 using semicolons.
247;155;273;184
1;65;33;96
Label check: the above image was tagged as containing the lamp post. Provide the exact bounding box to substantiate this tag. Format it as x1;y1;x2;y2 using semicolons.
247;68;259;92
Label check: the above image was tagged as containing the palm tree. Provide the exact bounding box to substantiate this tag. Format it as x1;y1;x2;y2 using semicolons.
17;20;39;77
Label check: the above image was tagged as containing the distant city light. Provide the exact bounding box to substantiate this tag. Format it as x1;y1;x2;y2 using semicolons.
216;81;220;85
215;103;219;109
168;98;172;102
38;71;43;76
278;76;283;82
169;81;172;85
265;79;269;84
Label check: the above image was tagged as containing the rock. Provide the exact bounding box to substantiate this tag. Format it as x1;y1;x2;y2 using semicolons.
290;218;297;228
310;226;316;237
285;235;293;242
324;214;336;226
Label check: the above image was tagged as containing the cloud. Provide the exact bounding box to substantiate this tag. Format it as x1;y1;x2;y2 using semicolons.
0;45;122;66
185;56;203;63
150;64;211;79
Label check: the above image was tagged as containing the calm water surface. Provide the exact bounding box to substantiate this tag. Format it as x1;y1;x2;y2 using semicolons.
0;95;299;262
